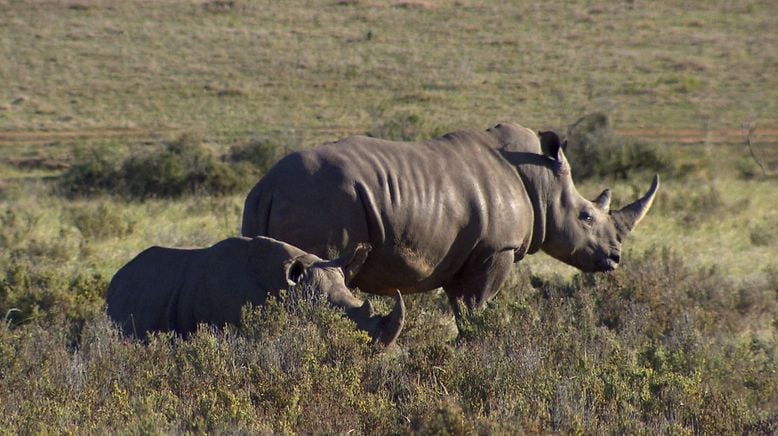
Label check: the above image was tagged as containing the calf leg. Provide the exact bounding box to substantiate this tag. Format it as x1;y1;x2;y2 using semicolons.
443;249;514;331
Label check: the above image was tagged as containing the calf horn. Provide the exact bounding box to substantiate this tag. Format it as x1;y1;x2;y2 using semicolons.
613;174;660;238
371;290;405;347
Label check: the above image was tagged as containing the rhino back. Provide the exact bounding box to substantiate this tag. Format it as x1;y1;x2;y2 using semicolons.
245;131;534;294
179;237;298;331
106;246;200;337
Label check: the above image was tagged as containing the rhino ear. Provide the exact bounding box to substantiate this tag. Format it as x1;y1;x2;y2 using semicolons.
334;243;372;286
593;188;612;212
539;131;562;159
539;131;569;175
283;257;307;287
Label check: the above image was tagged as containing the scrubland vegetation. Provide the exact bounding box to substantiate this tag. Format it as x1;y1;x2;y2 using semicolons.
1;0;776;434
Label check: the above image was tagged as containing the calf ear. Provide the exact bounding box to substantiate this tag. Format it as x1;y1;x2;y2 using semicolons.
284;257;307;287
335;243;372;286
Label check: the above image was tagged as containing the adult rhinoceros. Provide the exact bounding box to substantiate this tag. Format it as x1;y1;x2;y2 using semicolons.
105;236;405;345
241;123;658;318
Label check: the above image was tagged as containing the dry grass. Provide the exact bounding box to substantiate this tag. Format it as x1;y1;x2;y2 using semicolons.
1;1;777;141
1;251;775;434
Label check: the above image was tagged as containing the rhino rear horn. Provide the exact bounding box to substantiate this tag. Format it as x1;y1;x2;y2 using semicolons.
613;174;659;237
374;290;405;347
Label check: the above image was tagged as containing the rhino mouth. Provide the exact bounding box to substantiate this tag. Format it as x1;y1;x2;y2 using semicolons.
597;257;619;272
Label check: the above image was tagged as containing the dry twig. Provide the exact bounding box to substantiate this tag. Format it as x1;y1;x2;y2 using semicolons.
742;122;767;177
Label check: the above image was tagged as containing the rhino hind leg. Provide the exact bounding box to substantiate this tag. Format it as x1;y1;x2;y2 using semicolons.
444;249;514;327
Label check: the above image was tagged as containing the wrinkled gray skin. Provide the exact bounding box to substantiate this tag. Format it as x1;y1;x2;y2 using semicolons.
105;236;405;345
241;123;658;317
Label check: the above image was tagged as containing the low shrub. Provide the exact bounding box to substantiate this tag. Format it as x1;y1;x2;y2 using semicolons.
67;201;135;240
59;134;261;200
0;209;39;249
735;156;761;180
0;261;107;344
0;249;775;433
226;130;297;174
59;149;122;198
564;112;672;181
663;183;727;225
749;219;778;247
120;136;250;199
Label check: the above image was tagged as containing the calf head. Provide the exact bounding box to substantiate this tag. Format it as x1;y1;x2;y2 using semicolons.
538;132;659;272
283;243;405;346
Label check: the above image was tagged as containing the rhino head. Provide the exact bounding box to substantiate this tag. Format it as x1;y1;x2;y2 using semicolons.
497;127;658;273
534;131;659;272
283;244;405;346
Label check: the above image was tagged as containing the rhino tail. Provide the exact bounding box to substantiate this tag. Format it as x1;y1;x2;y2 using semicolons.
241;185;273;237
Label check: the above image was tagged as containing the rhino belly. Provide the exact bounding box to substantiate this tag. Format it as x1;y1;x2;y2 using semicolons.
349;242;449;295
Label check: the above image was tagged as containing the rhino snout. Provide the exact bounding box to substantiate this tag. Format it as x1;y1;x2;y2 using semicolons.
598;253;620;272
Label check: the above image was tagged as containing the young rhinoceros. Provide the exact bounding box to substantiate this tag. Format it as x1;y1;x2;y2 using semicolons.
105;236;405;345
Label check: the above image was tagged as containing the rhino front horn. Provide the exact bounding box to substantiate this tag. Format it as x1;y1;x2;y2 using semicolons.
613;174;659;237
374;290;406;347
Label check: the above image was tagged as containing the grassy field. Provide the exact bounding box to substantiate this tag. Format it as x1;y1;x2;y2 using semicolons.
1;0;777;433
2;0;777;138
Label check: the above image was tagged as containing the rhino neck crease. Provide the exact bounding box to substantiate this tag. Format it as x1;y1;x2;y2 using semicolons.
499;150;551;255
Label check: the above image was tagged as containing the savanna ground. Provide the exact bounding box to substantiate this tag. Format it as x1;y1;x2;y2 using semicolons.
1;0;776;433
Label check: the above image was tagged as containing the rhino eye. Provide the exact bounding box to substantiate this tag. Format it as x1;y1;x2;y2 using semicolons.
579;211;594;225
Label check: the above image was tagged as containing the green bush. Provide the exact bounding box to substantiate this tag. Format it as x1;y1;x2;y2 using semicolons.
735;156;760;180
120;137;250;199
67;201;135;240
227;131;295;174
565;113;672;181
0;250;775;433
59;135;258;200
0;209;39;249
664;184;726;225
59;149;122;198
0;261;107;343
749;219;778;247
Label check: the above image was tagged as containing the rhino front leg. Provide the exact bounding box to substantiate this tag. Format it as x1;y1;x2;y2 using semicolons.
444;249;514;328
